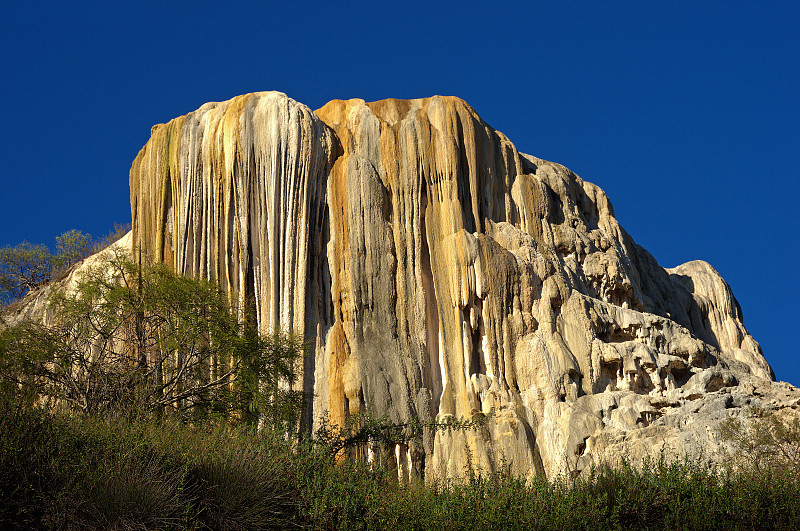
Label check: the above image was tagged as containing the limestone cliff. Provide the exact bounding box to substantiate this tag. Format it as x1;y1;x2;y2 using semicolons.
130;93;335;336
95;91;797;479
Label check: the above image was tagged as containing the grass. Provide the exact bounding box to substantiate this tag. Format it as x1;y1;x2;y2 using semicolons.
1;398;799;530
0;400;300;530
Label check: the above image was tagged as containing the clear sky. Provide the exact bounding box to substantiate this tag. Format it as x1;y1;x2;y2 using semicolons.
1;2;797;384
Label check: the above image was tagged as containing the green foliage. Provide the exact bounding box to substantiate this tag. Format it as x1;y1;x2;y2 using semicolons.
0;230;93;306
90;222;131;254
1;397;800;530
0;402;301;530
294;443;392;528
293;450;800;530
54;229;92;267
719;407;800;473
0;241;59;305
232;328;306;433
0;247;304;426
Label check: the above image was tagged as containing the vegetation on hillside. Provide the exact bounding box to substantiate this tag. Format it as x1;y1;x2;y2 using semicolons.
0;229;799;529
1;401;799;530
0;246;303;429
0;224;129;306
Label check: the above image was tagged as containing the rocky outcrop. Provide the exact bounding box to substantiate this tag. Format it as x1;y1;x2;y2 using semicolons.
18;91;795;480
130;93;336;337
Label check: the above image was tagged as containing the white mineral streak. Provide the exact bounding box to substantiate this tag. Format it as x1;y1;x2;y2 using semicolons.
9;93;792;484
49;91;793;481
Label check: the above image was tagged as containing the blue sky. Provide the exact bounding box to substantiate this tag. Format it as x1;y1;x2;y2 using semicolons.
1;2;797;384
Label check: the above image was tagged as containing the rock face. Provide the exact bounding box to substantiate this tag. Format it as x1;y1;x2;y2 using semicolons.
83;91;800;479
130;93;335;336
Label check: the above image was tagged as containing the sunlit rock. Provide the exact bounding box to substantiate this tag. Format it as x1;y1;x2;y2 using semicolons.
15;91;795;481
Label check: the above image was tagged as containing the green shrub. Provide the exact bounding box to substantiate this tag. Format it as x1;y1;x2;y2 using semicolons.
0;401;303;529
0;248;305;426
185;429;298;531
719;407;800;473
77;454;185;530
2;394;799;530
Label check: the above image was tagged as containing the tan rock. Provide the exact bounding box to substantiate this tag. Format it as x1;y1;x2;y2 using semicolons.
11;92;795;481
127;93;797;479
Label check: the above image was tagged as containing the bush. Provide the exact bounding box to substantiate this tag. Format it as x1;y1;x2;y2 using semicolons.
719;407;800;473
2;394;799;530
0;248;304;426
0;230;93;306
0;399;304;530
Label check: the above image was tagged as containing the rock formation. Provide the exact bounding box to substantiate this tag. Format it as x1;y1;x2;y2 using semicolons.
11;91;797;480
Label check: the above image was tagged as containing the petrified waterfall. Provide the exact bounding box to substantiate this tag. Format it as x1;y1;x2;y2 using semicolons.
123;91;792;480
130;93;335;335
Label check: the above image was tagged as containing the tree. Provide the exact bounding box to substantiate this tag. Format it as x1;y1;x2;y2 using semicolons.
0;230;92;306
0;242;59;305
719;407;800;473
0;247;304;429
54;229;92;266
90;222;131;254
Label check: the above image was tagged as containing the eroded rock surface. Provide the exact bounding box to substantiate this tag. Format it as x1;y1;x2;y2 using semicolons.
12;91;796;480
